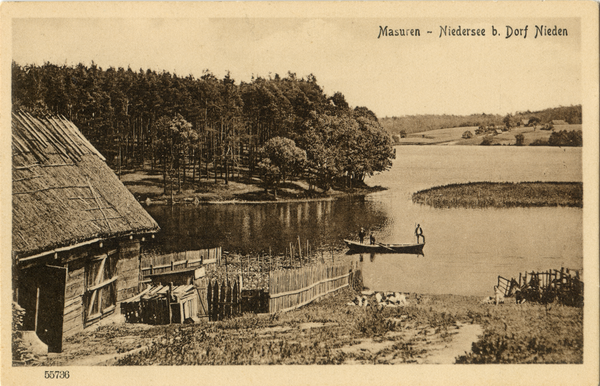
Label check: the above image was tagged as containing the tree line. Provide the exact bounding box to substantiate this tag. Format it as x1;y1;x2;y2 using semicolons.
12;62;394;193
381;105;582;138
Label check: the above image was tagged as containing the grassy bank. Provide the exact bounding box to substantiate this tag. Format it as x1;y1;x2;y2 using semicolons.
34;286;582;366
412;182;583;209
120;170;385;205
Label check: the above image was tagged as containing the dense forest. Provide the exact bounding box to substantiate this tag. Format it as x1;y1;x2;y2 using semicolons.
381;105;582;136
12;62;394;192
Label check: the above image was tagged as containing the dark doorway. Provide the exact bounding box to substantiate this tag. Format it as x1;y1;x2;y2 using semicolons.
18;265;67;353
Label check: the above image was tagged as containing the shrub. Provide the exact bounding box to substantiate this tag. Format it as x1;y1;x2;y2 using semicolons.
480;136;494;146
529;139;548;146
548;130;582;147
514;134;525;146
355;307;395;337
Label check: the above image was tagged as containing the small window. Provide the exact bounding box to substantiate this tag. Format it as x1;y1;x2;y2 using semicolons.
84;250;118;323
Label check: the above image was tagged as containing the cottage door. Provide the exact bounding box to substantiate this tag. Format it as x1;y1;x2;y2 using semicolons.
36;265;67;353
84;251;118;324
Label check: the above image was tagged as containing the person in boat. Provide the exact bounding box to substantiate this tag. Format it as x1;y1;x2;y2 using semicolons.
369;233;376;245
359;227;366;244
415;224;424;244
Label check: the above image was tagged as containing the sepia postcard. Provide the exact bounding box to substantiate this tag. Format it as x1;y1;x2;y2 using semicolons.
1;1;598;386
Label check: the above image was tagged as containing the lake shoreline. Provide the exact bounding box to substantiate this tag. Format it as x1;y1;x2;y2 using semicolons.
412;181;583;209
121;170;387;206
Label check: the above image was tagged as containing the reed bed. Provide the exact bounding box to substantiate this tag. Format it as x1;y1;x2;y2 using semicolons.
412;182;582;209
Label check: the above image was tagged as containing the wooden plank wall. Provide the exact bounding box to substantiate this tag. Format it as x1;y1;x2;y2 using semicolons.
63;257;85;337
116;240;140;302
268;262;352;314
139;247;221;282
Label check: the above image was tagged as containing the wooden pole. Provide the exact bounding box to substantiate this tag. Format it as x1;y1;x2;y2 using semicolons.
298;236;302;267
307;240;309;262
168;282;173;324
240;255;244;287
34;287;40;333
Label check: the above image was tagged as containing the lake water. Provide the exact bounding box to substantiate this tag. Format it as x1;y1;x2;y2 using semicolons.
146;146;583;296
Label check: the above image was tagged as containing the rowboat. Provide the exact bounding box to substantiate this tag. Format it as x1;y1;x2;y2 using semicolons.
343;239;425;255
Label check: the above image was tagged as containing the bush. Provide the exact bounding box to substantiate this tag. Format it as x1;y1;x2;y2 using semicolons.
548;130;582;147
514;134;525;146
480;136;494;146
462;131;473;139
355;307;395;337
529;139;548;146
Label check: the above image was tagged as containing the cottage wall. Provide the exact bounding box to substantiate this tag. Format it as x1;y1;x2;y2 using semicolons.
63;256;85;336
116;239;141;302
57;239;143;337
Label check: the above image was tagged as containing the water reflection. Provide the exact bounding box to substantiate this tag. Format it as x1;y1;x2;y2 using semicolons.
146;197;389;255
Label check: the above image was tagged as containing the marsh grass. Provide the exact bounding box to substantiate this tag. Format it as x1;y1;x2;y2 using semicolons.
412;182;582;209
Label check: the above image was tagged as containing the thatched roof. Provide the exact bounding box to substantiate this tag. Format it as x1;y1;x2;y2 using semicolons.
12;111;160;258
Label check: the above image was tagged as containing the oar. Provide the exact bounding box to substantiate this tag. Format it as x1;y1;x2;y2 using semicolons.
376;242;395;252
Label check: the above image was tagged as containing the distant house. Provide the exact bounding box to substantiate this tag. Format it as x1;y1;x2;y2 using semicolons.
12;112;160;352
551;120;568;125
520;119;529;127
494;129;503;135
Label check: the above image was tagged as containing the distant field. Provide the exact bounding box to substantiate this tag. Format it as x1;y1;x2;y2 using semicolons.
395;124;582;146
396;126;479;145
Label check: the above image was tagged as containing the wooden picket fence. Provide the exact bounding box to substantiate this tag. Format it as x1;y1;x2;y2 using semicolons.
207;277;241;321
268;262;352;314
140;247;221;283
498;267;583;306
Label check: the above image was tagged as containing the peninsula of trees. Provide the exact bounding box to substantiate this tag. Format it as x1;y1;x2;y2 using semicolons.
12;62;394;195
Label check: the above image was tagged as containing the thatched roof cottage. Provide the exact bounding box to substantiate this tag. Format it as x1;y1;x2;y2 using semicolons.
12;112;160;352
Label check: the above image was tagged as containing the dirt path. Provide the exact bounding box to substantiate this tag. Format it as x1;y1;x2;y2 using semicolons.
337;321;482;364
419;322;482;364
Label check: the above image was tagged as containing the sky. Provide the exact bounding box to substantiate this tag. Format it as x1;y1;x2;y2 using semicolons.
12;16;581;118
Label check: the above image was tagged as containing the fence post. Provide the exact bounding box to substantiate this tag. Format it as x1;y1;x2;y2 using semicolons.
212;280;219;321
298;236;302;267
219;280;226;321
225;280;232;318
234;277;240;316
206;279;212;321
